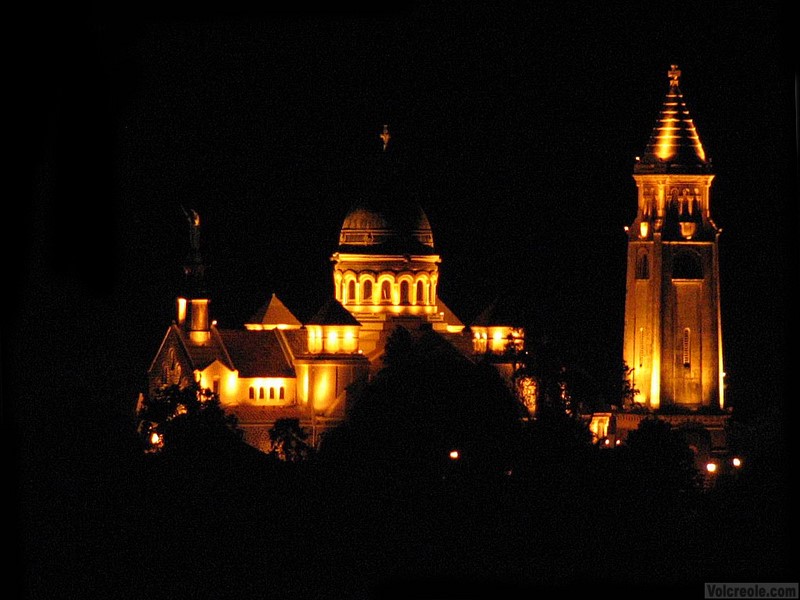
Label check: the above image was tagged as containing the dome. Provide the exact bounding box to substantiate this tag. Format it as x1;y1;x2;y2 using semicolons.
336;139;436;255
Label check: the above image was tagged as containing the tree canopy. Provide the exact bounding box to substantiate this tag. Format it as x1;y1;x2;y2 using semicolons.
136;381;243;456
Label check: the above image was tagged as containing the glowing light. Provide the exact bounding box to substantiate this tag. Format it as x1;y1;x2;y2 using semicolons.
655;117;677;160
313;370;332;408
326;330;340;352
449;449;460;460
705;462;717;474
150;432;162;446
176;297;187;325
679;222;696;239
732;457;742;468
380;124;390;151
639;222;649;238
225;372;238;396
516;376;537;414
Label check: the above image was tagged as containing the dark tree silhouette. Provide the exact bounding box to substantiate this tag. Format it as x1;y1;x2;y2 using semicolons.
321;325;527;482
616;416;703;496
268;417;313;462
136;380;243;456
616;360;640;410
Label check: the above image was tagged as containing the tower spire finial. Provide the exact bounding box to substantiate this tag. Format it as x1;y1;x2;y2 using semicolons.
380;124;391;151
668;64;681;86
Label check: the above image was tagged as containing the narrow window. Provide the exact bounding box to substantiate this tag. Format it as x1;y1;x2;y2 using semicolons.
269;387;275;400
259;387;265;400
682;328;691;368
416;281;425;305
638;327;645;368
279;386;285;400
347;280;356;304
399;281;410;304
212;379;220;397
636;253;649;279
380;280;391;303
249;386;255;400
363;280;373;303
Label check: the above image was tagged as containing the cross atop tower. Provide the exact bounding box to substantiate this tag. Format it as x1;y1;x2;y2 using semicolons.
380;124;391;151
668;64;681;86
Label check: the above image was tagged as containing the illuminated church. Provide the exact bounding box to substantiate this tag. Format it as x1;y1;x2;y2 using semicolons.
143;65;730;460
590;65;730;461
144;125;524;452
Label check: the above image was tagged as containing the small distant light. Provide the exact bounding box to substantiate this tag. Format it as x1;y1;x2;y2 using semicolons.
732;457;742;468
603;438;611;446
150;432;162;445
706;462;717;474
615;439;621;446
449;449;460;460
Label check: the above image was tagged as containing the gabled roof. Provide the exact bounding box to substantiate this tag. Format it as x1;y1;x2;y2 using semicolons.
471;295;525;328
436;330;476;361
436;298;463;327
216;329;296;378
305;297;362;326
154;324;297;378
185;327;234;371
281;328;309;357
246;293;302;329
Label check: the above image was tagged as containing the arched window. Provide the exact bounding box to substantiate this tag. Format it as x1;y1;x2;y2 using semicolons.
269;387;276;400
416;280;425;305
636;253;649;279
259;387;265;400
380;280;391;304
347;280;356;304
363;280;373;303
279;386;285;400
249;387;255;400
399;281;410;304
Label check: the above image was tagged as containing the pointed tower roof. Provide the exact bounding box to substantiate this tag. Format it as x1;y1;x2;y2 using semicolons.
180;206;208;296
635;65;711;174
246;293;302;330
305;297;362;326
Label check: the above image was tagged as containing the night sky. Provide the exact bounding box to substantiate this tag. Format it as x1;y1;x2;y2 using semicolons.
10;0;795;588
18;1;793;409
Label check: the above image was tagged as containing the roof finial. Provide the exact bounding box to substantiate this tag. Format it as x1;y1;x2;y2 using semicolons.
668;64;681;86
380;124;391;151
182;206;201;254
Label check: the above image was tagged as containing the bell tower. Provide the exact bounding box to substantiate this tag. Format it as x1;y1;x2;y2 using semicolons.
622;65;725;411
